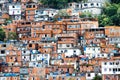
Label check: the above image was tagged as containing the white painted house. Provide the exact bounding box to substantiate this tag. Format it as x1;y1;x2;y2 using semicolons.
102;60;120;74
86;73;101;80
68;0;110;15
30;54;50;67
34;8;58;21
0;0;8;4
8;3;21;20
84;46;101;59
57;48;81;57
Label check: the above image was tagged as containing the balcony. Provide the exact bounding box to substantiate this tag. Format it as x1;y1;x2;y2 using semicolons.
0;0;6;4
26;7;37;11
58;40;75;44
36;30;52;34
95;35;105;38
0;54;6;56
52;29;63;34
17;30;30;33
41;37;57;42
3;73;19;77
20;68;28;75
26;4;37;10
18;22;31;27
67;28;81;31
57;33;77;38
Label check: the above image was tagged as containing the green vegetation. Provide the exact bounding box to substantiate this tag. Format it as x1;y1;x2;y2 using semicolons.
40;0;120;26
7;32;17;40
111;0;120;4
98;3;120;27
55;9;70;18
0;28;6;41
67;78;75;80
93;75;102;80
39;0;87;9
80;12;92;18
4;18;12;25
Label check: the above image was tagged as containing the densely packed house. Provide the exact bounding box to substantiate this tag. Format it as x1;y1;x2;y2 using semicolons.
0;0;120;80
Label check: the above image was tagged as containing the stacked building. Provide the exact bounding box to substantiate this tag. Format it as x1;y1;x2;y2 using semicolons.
0;0;120;80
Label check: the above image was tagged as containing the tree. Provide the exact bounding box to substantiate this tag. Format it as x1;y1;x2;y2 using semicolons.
103;3;118;16
98;15;113;27
55;9;70;18
98;3;120;26
7;32;17;40
0;28;6;41
111;14;120;26
111;0;120;4
39;0;88;9
93;75;102;80
80;12;92;18
40;0;68;9
117;7;120;14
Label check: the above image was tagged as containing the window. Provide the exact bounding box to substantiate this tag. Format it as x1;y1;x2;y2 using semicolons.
104;68;107;71
26;22;31;24
21;22;24;25
102;54;104;56
90;34;93;36
42;25;45;29
81;5;82;8
109;68;111;71
91;3;94;6
66;44;70;47
109;62;112;65
53;77;56;80
61;50;63;53
88;73;91;77
59;44;62;47
76;5;79;8
10;57;12;59
97;3;99;6
113;68;117;72
98;54;100;57
1;50;5;54
70;4;72;6
113;62;114;65
23;51;26;53
84;4;87;6
33;5;35;8
2;44;6;47
68;25;71;28
40;11;43;14
28;16;30;19
12;6;15;8
28;11;30;13
104;62;107;65
27;5;32;8
29;44;32;47
73;50;76;53
118;68;120;71
64;50;67;52
45;34;47;37
8;29;11;31
116;62;119;65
